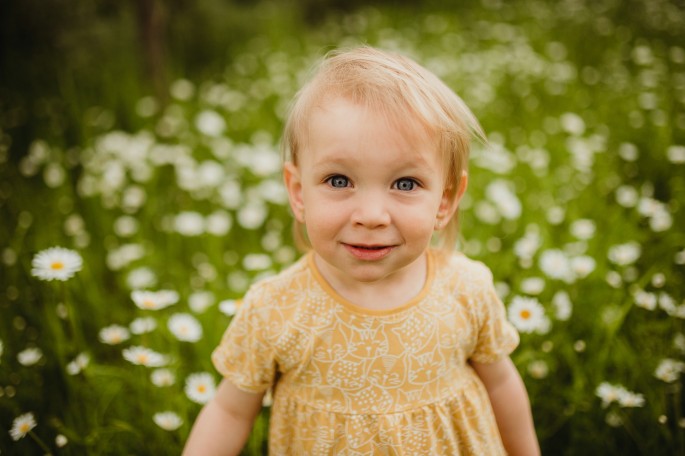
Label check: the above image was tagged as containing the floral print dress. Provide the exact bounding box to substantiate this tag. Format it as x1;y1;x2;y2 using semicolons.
213;249;519;455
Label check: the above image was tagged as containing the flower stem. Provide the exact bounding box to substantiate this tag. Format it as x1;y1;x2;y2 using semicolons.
29;430;53;455
62;281;83;352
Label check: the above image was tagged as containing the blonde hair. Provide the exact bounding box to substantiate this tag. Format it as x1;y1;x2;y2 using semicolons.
282;46;485;250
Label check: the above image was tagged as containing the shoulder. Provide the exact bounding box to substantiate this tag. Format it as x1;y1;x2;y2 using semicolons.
431;248;494;284
241;253;312;305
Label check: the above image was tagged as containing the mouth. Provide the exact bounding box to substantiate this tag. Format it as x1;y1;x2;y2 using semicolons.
342;243;396;260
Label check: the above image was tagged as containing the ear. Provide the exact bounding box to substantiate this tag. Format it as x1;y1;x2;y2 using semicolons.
283;162;305;223
436;171;468;229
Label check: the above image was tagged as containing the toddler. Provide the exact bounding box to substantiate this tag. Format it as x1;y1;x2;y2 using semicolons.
184;46;540;455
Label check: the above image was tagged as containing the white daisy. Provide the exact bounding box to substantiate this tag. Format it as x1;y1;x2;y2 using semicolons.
243;253;272;271
219;299;239;316
168;313;202;342
31;247;82;281
618;142;639;161
126;267;158;290
185;372;216;404
248;146;281;177
55;434;68;447
674;333;685;354
596;382;645;408
121;185;147;211
570;219;596;240
153;411;183;431
608;242;641;266
151;368;176;387
514;227;541;264
261;231;282;252
228;271;249;293
659;293;677;314
474;201;501;225
667;145;685;164
617;388;645;408
654;359;685;383
195;110;226;137
485;179;522;220
98;325;131;345
130;317;158;335
122;346;168;367
206;210;232;236
672;305;685;319
633;289;657;310
219;180;242;209
9;412;36;441
106;243;145;271
651;273;666;288
259;179;288;204
527;360;549;379
196;160;225;188
508;296;548;334
189;291;215;313
538;249;574;282
113;215;139;238
546;206;565;225
596;382;622;408
520;277;545;295
174;211;205;236
615;185;639;207
570;255;596;278
17;347;43;366
560;112;586;135
66;352;90;375
237;203;268;229
274;246;296;264
552;291;573;321
131;290;179;311
170;78;195;101
649;207;673;232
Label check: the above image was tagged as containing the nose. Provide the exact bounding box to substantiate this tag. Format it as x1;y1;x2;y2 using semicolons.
350;191;391;228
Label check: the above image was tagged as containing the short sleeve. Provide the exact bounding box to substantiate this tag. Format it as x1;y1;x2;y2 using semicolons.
469;265;520;364
211;287;277;393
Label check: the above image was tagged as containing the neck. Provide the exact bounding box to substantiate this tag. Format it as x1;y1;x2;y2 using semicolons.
313;252;429;311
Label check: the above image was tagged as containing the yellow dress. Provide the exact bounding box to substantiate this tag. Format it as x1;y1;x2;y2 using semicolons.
213;249;519;455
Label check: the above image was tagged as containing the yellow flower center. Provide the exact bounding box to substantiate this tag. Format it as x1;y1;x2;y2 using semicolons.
197;385;206;393
143;300;155;308
50;261;64;271
138;354;149;364
520;310;531;320
20;423;30;433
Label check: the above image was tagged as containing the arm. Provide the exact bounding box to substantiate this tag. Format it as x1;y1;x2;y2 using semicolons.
471;357;540;456
183;379;265;456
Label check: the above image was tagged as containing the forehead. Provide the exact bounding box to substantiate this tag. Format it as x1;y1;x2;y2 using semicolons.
302;96;439;162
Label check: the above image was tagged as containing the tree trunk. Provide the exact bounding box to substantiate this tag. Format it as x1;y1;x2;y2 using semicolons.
135;0;168;101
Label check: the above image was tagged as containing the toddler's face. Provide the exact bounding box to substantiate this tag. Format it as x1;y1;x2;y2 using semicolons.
284;97;461;288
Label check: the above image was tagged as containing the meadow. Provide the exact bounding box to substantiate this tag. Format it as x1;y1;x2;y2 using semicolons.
1;0;684;454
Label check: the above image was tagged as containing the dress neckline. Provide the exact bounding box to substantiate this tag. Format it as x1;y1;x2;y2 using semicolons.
306;250;435;316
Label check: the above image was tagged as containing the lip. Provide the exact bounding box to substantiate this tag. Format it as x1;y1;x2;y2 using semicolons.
342;243;396;261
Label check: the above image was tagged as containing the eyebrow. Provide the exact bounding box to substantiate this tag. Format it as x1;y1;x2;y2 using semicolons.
310;150;438;175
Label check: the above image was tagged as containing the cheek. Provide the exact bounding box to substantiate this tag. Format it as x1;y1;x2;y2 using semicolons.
303;202;344;237
397;204;442;236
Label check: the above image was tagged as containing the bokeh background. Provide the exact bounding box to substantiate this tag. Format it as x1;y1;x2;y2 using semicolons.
2;0;685;454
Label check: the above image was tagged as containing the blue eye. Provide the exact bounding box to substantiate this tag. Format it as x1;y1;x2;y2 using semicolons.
394;178;417;191
327;175;349;188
